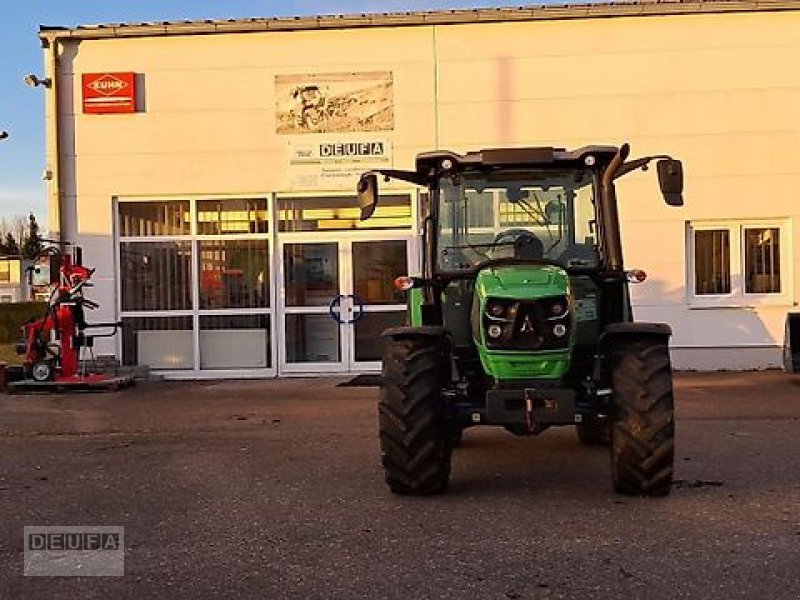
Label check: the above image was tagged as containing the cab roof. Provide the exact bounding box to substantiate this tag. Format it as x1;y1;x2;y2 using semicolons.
416;145;619;174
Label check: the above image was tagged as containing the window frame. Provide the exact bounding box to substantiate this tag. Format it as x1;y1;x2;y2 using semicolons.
687;220;792;307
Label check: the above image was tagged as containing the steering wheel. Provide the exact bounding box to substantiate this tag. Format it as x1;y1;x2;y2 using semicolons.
492;229;544;260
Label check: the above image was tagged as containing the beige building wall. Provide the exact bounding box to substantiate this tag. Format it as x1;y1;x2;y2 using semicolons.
50;7;800;369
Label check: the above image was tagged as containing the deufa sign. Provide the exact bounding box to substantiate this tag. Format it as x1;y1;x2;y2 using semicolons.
82;72;136;114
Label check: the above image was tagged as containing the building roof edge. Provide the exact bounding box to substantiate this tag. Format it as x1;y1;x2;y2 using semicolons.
38;1;800;41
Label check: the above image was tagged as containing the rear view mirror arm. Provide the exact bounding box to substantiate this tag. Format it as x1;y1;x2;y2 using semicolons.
366;168;429;187
613;153;684;207
613;155;672;180
358;168;431;221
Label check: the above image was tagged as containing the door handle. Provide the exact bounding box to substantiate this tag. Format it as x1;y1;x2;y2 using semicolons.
328;294;346;324
348;294;365;324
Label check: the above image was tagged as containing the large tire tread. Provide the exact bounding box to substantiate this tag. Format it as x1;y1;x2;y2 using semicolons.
611;339;675;497
379;337;451;495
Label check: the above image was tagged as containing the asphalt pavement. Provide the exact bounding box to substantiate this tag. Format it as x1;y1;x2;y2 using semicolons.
1;371;799;599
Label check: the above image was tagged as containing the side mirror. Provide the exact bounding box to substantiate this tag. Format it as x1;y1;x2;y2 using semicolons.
357;173;379;221
657;159;684;206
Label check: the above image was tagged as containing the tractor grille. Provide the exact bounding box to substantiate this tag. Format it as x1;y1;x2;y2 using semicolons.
483;296;572;351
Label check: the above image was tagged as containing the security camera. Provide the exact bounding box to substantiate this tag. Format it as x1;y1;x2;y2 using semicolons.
24;73;51;88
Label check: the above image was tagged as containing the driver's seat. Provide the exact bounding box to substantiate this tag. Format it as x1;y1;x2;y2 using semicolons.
514;234;544;260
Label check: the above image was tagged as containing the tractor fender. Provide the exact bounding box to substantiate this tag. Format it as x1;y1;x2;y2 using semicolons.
382;326;446;341
599;322;672;349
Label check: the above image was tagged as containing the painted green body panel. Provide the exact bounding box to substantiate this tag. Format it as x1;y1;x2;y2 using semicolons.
473;264;573;380
408;287;424;327
480;349;571;379
474;265;570;301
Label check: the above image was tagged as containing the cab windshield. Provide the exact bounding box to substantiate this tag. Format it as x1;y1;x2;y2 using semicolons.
436;169;598;273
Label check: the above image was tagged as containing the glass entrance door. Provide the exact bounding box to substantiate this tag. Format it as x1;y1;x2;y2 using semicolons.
278;236;411;374
349;240;409;370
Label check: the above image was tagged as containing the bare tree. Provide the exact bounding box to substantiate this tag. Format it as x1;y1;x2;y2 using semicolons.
0;214;33;256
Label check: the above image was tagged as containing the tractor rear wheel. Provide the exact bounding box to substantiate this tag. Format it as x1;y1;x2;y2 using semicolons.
379;337;451;495
610;338;675;497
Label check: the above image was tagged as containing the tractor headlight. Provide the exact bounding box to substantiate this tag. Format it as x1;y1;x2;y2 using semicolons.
545;296;569;320
487;324;504;339
553;324;567;337
487;301;506;318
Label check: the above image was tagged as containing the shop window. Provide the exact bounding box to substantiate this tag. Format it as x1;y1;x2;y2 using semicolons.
120;242;193;311
119;201;190;237
117;198;272;373
198;240;270;309
199;314;270;369
277;194;411;232
689;222;789;305
121;316;194;369
196;199;268;235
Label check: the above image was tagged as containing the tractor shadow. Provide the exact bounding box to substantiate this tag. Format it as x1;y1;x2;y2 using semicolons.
448;427;613;497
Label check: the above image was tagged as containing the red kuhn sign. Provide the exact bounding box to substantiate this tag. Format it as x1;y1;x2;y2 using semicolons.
82;72;136;114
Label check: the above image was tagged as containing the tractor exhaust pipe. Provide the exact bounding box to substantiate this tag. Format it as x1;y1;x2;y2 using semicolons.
600;143;630;271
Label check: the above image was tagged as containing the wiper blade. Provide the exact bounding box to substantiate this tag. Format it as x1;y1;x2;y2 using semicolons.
516;194;549;229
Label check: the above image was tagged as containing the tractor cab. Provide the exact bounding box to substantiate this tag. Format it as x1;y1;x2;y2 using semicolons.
359;144;682;276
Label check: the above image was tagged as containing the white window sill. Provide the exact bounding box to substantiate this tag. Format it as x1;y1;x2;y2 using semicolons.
688;302;796;310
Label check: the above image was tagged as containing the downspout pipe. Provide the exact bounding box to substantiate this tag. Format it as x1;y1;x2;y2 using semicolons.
41;34;65;251
600;143;629;271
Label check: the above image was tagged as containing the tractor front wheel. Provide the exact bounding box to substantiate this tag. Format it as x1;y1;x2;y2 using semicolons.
610;338;675;497
379;337;451;495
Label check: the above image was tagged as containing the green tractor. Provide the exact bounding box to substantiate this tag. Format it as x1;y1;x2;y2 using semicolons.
357;143;683;497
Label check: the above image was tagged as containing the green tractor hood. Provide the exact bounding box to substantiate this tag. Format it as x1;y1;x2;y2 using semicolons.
473;264;573;380
476;264;569;300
